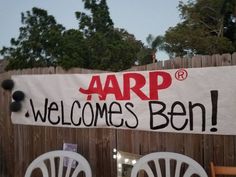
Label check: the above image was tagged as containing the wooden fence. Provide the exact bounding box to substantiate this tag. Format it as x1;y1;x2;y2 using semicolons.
1;53;236;177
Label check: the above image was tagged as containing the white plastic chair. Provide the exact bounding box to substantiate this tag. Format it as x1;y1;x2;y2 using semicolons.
24;150;92;177
131;152;208;177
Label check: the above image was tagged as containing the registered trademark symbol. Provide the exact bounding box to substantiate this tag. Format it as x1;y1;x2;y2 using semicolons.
175;69;188;81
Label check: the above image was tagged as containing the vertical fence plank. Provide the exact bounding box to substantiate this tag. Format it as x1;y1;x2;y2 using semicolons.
172;57;183;69
182;57;190;68
0;72;15;177
184;134;204;165
221;53;231;66
157;60;164;69
213;54;222;66
232;52;236;65
165;132;185;154
163;59;173;69
192;55;202;68
213;135;225;165
203;134;214;172
139;131;150;155
149;132;166;152
117;129;134;152
201;55;213;67
223;136;235;165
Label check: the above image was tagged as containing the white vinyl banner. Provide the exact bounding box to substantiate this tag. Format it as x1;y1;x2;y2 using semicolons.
11;66;236;135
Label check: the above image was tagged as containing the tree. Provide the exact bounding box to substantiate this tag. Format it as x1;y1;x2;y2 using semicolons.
75;0;145;71
57;29;88;70
146;34;165;62
2;0;147;71
83;28;144;71
136;48;154;65
76;0;114;35
221;0;236;46
1;7;65;70
162;0;236;57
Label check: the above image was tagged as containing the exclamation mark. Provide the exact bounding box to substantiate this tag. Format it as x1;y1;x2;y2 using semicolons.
210;90;218;132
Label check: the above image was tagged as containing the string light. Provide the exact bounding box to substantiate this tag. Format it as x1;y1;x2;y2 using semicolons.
113;148;140;177
132;160;136;164
117;153;121;160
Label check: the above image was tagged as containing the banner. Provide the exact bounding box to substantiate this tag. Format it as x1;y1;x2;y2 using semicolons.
11;66;236;135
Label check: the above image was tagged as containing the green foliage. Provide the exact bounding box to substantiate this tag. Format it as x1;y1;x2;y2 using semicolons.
222;0;236;45
162;0;236;57
77;0;114;34
136;48;154;65
75;0;145;71
84;28;143;71
2;7;65;70
57;29;88;70
1;0;148;71
146;34;164;50
145;34;165;62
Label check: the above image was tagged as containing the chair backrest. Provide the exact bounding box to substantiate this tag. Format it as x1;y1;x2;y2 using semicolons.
210;162;236;177
24;150;92;177
131;152;208;177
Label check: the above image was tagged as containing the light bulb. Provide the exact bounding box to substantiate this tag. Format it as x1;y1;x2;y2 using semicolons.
113;148;117;153
113;154;117;159
132;160;136;164
117;153;121;160
124;158;129;163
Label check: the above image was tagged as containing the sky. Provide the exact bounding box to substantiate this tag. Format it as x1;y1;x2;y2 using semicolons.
0;0;185;60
